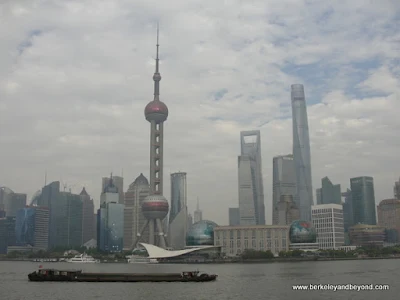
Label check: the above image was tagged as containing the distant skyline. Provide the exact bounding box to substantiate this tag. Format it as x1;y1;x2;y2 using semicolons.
1;0;400;225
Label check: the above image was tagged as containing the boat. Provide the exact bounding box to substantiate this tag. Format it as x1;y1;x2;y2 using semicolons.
66;253;100;263
28;269;218;282
126;255;158;264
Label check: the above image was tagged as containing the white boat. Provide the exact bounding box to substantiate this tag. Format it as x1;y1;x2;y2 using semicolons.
127;255;158;264
66;253;100;263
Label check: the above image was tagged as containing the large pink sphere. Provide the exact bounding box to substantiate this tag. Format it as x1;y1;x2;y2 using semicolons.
144;101;168;122
142;195;169;220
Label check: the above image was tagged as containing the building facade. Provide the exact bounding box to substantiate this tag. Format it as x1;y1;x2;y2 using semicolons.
238;130;265;225
98;177;124;252
342;189;354;232
229;208;240;226
272;154;297;225
350;176;377;225
349;224;385;247
169;172;188;249
291;84;314;221
80;187;95;244
214;225;289;257
316;177;341;205
311;204;345;249
124;173;150;249
193;198;203;223
377;199;400;242
394;178;400;200
15;206;49;250
102;176;124;205
277;195;300;225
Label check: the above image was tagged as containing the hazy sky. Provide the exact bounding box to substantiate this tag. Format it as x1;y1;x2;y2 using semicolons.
1;0;399;225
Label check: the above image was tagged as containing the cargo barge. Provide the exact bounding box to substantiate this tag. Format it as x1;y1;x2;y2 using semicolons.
28;269;217;282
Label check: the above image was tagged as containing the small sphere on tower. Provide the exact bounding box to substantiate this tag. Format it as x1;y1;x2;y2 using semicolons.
144;100;169;123
153;73;161;81
141;194;169;220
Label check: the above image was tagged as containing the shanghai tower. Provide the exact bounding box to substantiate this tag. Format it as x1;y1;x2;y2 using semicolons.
291;84;313;221
132;25;169;249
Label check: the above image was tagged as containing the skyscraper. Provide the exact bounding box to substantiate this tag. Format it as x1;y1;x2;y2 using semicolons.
98;176;124;252
342;189;354;232
291;84;313;221
316;177;341;205
168;172;188;249
102;176;124;204
229;208;240;226
377;199;400;242
350;176;376;225
277;195;300;225
80;187;95;244
238;130;265;225
132;26;169;248
15;206;49;250
0;187;27;217
124;173;150;249
193;198;203;223
272;154;297;224
394;177;400;200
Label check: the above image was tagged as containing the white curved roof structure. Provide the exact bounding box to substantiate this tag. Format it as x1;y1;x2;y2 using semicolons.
139;243;217;259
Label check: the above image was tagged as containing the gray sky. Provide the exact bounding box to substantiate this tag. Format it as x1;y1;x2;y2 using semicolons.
0;0;399;225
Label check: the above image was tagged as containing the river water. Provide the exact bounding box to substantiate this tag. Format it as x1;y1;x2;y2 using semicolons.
0;259;398;300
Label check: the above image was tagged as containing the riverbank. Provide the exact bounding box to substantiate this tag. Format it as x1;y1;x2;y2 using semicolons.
2;256;400;263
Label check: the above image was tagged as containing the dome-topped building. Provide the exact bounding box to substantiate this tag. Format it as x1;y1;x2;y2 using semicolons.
288;220;319;251
133;173;149;186
186;220;218;246
289;220;317;243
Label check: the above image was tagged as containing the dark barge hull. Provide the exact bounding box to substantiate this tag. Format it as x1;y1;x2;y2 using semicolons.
28;273;218;282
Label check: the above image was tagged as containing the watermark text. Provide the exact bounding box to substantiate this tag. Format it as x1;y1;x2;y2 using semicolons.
292;284;390;292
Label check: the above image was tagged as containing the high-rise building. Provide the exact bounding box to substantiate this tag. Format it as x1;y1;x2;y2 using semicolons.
37;181;59;248
0;218;7;254
238;130;265;225
311;204;345;249
350;176;376;225
53;192;83;248
377;199;400;242
291;84;313;221
394;178;400;200
342;189;354;233
124;173;150;249
168;172;188;249
15;206;49;250
316;177;341;205
229;208;240;226
102;176;124;205
80;187;95;244
38;181;83;249
277;195;300;225
132;26;169;249
98;176;124;252
187;213;193;232
272;154;297;224
193;198;203;223
0;187;27;217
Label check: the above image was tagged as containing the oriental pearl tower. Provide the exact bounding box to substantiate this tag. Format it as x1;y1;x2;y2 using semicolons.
132;25;169;249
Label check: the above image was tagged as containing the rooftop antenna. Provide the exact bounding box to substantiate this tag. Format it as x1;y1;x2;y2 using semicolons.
196;197;200;210
44;170;47;186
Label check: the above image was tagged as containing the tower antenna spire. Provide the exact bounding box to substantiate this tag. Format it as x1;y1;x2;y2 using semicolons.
153;22;161;100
